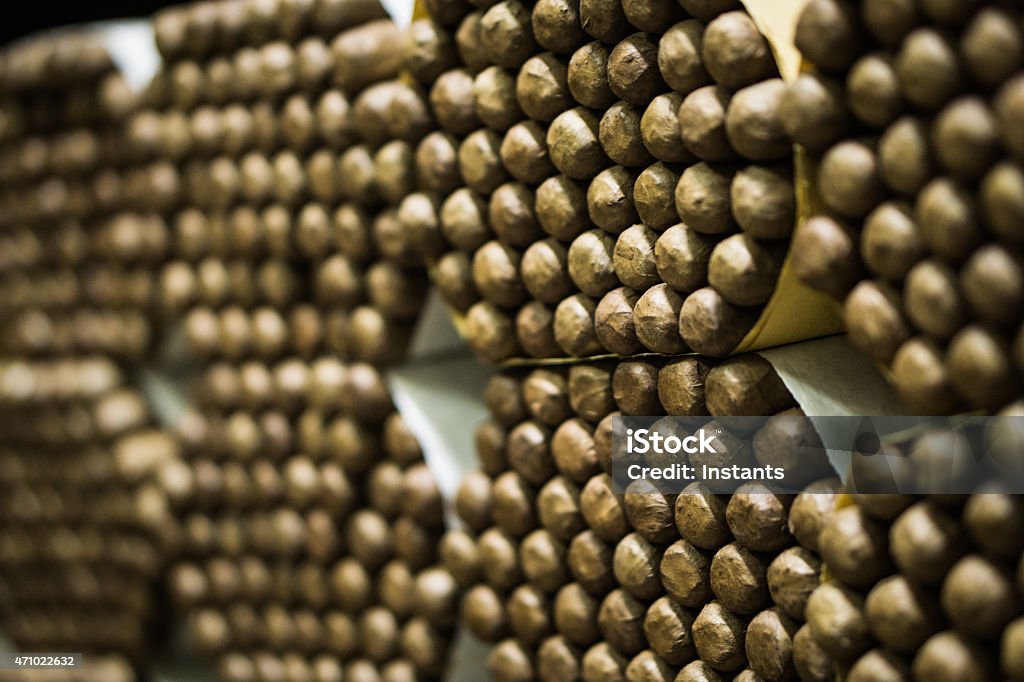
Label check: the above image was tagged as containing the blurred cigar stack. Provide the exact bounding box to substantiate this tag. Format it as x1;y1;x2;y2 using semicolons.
0;31;181;679
796;481;1024;681
144;1;453;679
0;359;178;680
0;32;164;363
147;0;428;365
410;0;801;362
783;0;1024;414
438;354;846;680
165;362;451;682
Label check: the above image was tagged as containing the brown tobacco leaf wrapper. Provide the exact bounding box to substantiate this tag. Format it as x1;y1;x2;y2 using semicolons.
515;54;572;123
332;20;405;94
659;19;711;95
568;42;616;110
693;600;748;673
595;287;642;356
532;0;588;56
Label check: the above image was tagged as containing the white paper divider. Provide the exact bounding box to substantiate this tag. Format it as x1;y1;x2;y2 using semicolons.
406;288;467;359
386;290;493;680
380;0;416;28
757;335;902;417
93;20;162;91
757;335;910;477
387;291;492;515
388;351;492;513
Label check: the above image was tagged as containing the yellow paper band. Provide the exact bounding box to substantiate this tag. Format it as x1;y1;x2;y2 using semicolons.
733;0;844;353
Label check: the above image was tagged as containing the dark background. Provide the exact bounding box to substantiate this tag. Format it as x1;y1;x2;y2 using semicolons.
2;1;174;46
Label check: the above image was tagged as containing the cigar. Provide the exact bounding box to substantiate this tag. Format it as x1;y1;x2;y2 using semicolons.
889;499;962;585
607;33;666;106
595;287;642;355
577;643;625;682
522;367;571;425
331;20;404;94
960;244;1024;328
917;178;978;262
439;529;481;591
475;67;525;133
375;141;415;205
538;635;583;680
478;527;525;590
469;419;510;475
850;649;915;681
632;284;687;354
817;139;884;219
492;470;540;535
467;301;521;362
521;238;574;306
405;19;457;85
459;129;510;194
568;530;617;596
636;162;683;230
490;182;544;246
488;638;536;681
843;281;911;364
522;528;570;592
515;54;572;123
612;359;663;417
947;324;1018;410
790;623;833;682
818;505;892;588
598;588;648;656
568;42;616;110
538;475;586;540
536;175;591;241
567;363;616;423
709;542;769;615
794;0;862;72
600;101;654;168
747;608;800;680
454;10;488;71
579;0;631;44
754;414;828;488
485;372;529;425
860;201;923;282
551;419;600;484
768;546;821;623
579;474;630;544
532;0;588;55
431;69;480;135
860;0;917;47
588;166;639;233
692;600;748;673
508;583;553;643
463;584;510;642
780;73;848;153
338;145;380;205
863;574;941;654
417;131;462;195
554;293;602;357
554;583;600;646
480;1;539;68
846;52;904;130
805;582;870;661
548;107;609;180
613;528;667;597
512;301;561;356
893;28;963;111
